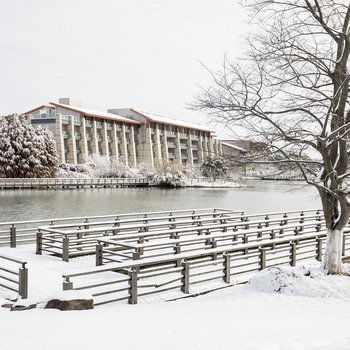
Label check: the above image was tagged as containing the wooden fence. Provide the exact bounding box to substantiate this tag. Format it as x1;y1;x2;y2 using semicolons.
0;209;222;247
0;177;149;190
0;253;28;299
36;208;242;261
63;228;350;306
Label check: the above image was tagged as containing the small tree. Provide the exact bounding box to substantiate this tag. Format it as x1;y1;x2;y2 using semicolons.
200;157;228;181
0;115;58;178
194;1;350;274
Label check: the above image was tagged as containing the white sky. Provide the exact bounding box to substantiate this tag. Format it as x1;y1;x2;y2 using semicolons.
0;0;248;137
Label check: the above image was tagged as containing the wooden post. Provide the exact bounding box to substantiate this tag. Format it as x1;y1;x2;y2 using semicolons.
128;269;138;304
36;230;42;255
96;244;103;266
18;264;28;299
243;234;248;254
223;253;231;284
290;242;296;267
211;239;218;260
259;248;266;270
181;259;190;294
10;225;16;248
63;277;73;290
316;237;322;261
342;233;346;257
62;236;70;262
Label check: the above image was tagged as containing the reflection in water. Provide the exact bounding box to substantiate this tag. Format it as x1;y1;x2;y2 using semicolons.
0;181;321;222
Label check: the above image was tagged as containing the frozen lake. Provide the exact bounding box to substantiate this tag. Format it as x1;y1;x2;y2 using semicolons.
0;180;321;222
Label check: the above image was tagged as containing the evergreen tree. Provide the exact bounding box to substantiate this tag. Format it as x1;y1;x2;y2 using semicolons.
0;115;58;178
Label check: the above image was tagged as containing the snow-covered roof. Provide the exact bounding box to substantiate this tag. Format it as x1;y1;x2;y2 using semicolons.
23;104;55;115
221;142;247;153
50;103;141;124
131;109;214;132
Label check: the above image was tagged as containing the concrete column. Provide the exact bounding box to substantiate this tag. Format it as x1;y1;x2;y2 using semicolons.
112;123;119;162
154;123;162;163
66;115;77;164
209;137;214;158
175;127;182;166
102;121;109;158
92;119;99;155
187;132;194;168
203;135;209;159
81;117;88;162
55;113;65;163
162;125;169;163
144;125;154;168
219;140;223;156
198;134;204;164
121;124;128;165
129;125;137;166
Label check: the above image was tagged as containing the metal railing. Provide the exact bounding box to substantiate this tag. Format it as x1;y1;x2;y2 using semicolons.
63;228;347;306
0;253;28;299
0;177;149;190
36;208;241;261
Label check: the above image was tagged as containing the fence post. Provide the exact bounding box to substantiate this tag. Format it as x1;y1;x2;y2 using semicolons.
259;248;266;270
290;242;296;267
96;244;103;266
128;269;138;304
316;237;322;261
243;234;248;254
63;277;73;290
181;259;190;294
211;239;218;260
10;225;17;248
18;263;28;299
342;234;346;257
62;236;70;262
36;230;42;255
223;253;231;284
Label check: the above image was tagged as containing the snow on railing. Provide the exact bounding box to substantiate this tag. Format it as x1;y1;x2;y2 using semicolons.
0;253;28;299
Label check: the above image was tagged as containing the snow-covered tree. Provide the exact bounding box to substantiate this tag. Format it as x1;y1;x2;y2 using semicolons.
200;158;228;181
194;1;350;274
0;115;58;178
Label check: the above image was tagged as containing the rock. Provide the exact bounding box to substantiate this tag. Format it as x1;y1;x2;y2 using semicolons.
10;304;37;311
45;298;94;311
1;303;13;309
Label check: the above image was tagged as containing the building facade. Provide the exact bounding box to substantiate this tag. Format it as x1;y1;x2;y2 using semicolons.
24;99;222;168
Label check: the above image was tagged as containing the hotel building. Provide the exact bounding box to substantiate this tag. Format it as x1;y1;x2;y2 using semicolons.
24;98;222;168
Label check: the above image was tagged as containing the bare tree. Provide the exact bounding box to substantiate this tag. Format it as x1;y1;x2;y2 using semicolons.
194;1;350;274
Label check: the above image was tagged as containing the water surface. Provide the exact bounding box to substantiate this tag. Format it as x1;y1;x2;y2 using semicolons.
0;180;321;222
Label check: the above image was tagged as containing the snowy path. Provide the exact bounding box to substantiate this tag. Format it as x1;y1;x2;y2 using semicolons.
1;284;350;350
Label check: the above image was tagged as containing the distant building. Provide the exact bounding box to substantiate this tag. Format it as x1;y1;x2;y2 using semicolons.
23;98;222;168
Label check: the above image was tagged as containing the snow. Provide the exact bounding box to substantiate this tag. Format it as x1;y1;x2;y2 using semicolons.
47;290;93;301
1;247;350;349
132;109;214;132
50;102;141;124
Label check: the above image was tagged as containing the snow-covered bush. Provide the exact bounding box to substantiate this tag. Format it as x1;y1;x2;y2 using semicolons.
200;157;228;181
248;264;350;298
0;115;58;178
150;162;187;187
58;154;152;179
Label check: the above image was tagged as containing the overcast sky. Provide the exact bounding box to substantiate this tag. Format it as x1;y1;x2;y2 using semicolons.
0;0;248;137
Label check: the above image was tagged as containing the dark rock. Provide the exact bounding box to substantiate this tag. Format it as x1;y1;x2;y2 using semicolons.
1;303;13;309
10;304;37;311
45;298;94;311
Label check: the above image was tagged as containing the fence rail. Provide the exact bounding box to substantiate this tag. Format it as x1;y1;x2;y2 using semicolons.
36;208;243;261
63;229;350;306
0;253;28;299
0;177;149;190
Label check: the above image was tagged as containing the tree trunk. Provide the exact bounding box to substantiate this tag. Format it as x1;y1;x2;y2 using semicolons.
323;228;343;275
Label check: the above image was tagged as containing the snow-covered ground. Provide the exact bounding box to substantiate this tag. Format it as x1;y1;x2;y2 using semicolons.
1;246;350;349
